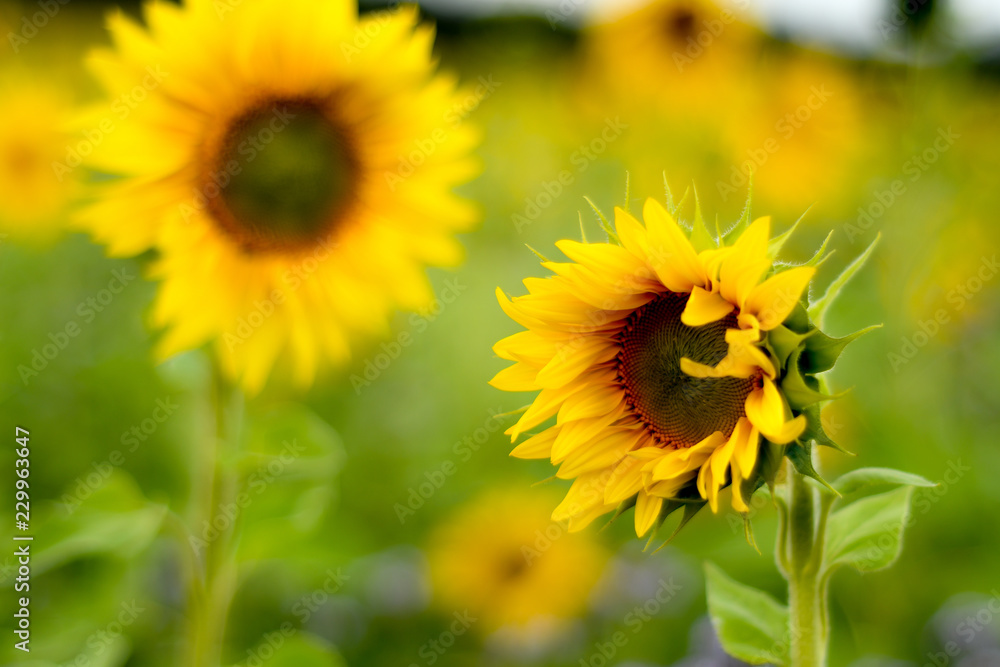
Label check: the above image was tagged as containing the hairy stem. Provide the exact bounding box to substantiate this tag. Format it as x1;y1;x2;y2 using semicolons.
786;461;830;667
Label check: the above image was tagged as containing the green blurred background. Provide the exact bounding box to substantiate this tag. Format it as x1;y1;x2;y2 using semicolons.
1;0;999;666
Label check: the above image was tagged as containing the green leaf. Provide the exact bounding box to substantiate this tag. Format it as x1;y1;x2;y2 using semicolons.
235;633;346;667
237;403;345;561
808;233;880;327
833;467;937;496
704;563;790;666
35;472;167;575
824;487;914;573
801;325;881;375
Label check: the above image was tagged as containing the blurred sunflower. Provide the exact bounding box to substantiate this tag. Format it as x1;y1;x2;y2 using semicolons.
78;0;478;392
491;196;855;538
574;0;762;211
427;487;608;632
719;52;869;217
581;0;759;112
0;72;77;242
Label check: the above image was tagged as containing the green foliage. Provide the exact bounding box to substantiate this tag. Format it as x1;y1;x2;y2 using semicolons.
704;563;790;666
823;487;914;573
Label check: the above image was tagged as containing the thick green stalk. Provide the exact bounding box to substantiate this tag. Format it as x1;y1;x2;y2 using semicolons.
185;362;244;667
786;463;829;667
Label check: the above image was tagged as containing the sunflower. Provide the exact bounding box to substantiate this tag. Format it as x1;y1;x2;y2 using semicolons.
580;0;760;113
77;0;478;392
427;487;608;633
0;71;77;242
491;191;864;539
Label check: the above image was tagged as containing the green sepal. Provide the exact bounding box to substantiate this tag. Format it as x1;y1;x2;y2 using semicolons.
802;230;835;268
767;206;809;259
799;404;853;455
622;171;632;213
643;498;686;551
766;324;814;369
800;325;881;375
757;440;788;492
782;301;812;334
525;244;551;263
652;501;706;552
786;441;838;495
584;196;619;245
808;232;880;327
780;349;843;410
603;495;637;527
688;184;718;252
725;177;753;242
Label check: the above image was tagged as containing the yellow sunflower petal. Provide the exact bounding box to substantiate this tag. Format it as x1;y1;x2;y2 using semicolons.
634;491;663;537
510;428;558;460
681;286;734;327
744;377;806;444
552;471;612;525
604;456;645;504
680;356;758;379
614;206;651;264
557;428;641;479
744;266;816;331
719;216;771;308
489;362;539;392
642;198;706;292
534;336;620;389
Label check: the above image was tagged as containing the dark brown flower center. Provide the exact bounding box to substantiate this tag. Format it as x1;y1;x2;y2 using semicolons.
617;291;756;448
205;97;357;253
663;6;698;42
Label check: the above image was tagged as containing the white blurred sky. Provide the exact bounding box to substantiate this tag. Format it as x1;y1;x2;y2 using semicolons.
415;0;1000;51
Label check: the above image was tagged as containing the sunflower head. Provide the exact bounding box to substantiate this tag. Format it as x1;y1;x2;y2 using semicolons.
77;0;478;393
490;184;876;542
427;487;609;633
0;71;77;242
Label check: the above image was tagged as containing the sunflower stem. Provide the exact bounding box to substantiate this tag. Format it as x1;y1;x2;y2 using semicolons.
785;461;829;667
185;360;244;667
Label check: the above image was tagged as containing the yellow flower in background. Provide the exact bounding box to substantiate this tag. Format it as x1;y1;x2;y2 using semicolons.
77;0;478;393
491;193;861;538
573;0;763;213
427;487;608;632
581;0;760;113
718;53;869;217
0;72;77;242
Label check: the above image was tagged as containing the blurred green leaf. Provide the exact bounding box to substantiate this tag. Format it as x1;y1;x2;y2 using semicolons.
237;403;345;561
824;487;914;573
34;472;166;574
230;633;345;667
833;467;937;496
705;563;789;666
